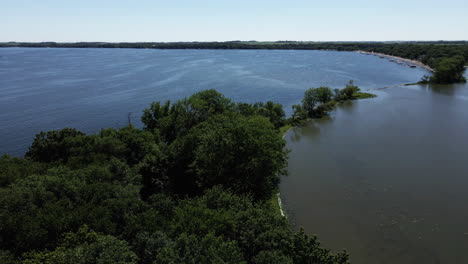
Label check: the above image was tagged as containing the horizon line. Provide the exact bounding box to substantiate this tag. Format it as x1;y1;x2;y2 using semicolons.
2;40;468;44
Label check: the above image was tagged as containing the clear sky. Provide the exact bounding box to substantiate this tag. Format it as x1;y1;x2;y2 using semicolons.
1;0;467;42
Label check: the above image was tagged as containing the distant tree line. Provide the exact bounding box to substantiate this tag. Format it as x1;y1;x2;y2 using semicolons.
420;55;466;83
2;41;467;83
0;90;351;264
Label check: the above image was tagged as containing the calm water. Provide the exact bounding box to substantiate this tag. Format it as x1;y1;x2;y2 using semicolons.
0;48;426;156
281;82;468;264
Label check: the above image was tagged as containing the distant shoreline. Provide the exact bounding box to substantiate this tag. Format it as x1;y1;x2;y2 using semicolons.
0;44;437;73
356;50;434;72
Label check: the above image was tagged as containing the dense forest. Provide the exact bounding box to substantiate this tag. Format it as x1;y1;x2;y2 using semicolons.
0;89;369;264
2;41;467;83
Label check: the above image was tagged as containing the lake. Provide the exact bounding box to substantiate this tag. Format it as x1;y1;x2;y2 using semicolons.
281;81;468;264
1;48;467;264
1;48;426;156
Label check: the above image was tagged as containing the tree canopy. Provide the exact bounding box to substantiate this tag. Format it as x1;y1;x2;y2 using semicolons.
0;90;349;264
294;81;374;120
429;55;466;83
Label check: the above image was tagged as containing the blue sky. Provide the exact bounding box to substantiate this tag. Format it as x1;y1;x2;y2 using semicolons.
1;0;467;42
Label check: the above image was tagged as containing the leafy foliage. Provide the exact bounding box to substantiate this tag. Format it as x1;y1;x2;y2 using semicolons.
295;81;373;120
25;128;85;163
301;86;337;118
0;155;46;187
0;90;349;263
0;250;16;264
429;55;466;83
155;233;245;264
169;114;287;200
237;101;286;129
167;187;348;264
335;81;360;102
21;225;138;264
141;90;234;142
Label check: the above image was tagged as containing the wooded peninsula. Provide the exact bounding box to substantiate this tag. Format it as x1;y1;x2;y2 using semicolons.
0;84;373;264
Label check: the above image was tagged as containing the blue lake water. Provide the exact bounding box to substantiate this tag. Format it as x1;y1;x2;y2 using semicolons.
0;48;427;156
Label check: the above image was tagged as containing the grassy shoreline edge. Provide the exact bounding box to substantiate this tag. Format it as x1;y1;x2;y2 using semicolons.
274;90;376;218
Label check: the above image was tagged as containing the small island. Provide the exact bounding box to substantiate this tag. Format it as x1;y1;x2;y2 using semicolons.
289;81;376;126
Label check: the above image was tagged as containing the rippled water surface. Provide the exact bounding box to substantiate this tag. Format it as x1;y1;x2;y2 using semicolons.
0;48;427;155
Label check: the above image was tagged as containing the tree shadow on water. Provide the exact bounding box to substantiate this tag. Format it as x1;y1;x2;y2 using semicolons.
288;118;333;143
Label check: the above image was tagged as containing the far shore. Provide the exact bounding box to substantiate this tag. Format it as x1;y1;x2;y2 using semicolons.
357;50;434;72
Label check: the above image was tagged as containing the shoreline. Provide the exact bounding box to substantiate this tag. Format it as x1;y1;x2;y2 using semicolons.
367;82;416;91
276;126;294;218
0;46;440;73
276;91;377;218
277;193;286;217
357;50;434;72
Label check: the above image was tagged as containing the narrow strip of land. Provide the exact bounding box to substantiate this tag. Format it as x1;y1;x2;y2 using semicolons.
367;83;416;91
357;51;434;72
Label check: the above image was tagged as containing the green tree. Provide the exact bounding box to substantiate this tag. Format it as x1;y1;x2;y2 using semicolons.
165;187;291;263
169;187;292;262
252;250;293;264
0;155;46;187
291;104;308;125
137;148;170;199
21;226;138;264
142;90;233;142
169;114;287;200
302;87;334;117
0;250;16;264
141;100;171;133
253;101;286;129
302;89;319;117
431;55;466;83
291;228;349;264
313;87;334;104
25;128;85;163
168;187;349;264
0;166;143;254
336;81;360;101
68;126;159;166
155;233;245;264
130;231;171;264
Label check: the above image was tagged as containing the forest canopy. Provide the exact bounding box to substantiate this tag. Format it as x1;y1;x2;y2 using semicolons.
0;90;350;264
